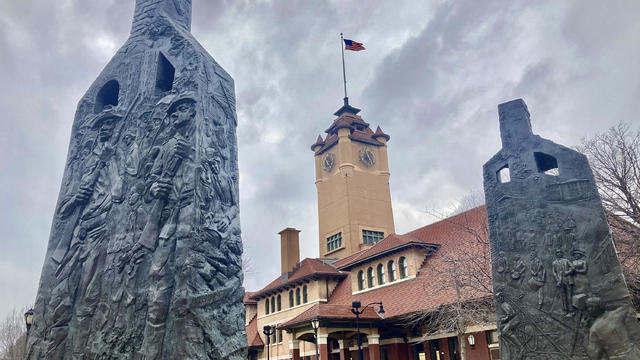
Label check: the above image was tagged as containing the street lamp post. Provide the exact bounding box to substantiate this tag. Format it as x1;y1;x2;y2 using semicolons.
263;325;275;360
311;317;320;360
351;301;384;360
24;308;34;353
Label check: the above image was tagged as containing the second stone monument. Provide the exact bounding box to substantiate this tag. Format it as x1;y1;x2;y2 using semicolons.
483;99;640;359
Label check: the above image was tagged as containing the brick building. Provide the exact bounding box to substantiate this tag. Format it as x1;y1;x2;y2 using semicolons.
244;99;499;360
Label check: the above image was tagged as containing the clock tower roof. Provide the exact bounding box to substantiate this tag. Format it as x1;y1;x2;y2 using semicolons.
312;100;388;155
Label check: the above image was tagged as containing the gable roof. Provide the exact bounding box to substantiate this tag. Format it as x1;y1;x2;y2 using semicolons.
334;233;439;270
250;258;347;300
280;303;382;328
246;314;264;349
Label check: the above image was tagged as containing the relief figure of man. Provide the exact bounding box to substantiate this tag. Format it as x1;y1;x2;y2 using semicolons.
50;106;124;354
138;94;197;359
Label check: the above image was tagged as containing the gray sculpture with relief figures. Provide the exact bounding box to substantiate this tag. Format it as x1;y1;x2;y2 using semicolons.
26;1;246;358
483;99;640;359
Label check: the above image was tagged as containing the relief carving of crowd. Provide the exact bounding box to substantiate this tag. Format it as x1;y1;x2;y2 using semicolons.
491;203;640;359
42;86;241;357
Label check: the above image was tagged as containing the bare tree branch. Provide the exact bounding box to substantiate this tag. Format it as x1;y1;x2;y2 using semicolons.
578;122;640;307
0;307;28;360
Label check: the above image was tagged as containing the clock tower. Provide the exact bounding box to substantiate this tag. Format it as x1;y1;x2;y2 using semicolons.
311;98;395;259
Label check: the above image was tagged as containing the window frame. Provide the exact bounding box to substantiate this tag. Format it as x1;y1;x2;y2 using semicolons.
367;267;375;288
377;264;385;285
362;229;384;245
296;288;301;305
399;256;408;279
326;232;343;252
303;285;308;303
357;270;365;290
388;260;396;282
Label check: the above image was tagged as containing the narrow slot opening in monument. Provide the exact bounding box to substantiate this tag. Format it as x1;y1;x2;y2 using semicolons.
534;152;559;176
156;53;175;93
497;165;511;183
95;80;120;113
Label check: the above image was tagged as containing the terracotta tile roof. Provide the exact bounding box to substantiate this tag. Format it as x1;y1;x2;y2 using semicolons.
280;303;382;329
313;112;386;155
329;206;492;319
373;126;390;141
246;314;264;348
310;135;325;151
335;233;439;269
243;291;257;304
250;258;347;300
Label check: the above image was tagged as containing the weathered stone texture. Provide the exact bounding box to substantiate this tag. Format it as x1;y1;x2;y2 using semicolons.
26;1;246;358
483;99;640;359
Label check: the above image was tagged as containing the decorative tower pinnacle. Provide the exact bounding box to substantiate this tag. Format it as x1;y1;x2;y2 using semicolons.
131;0;192;35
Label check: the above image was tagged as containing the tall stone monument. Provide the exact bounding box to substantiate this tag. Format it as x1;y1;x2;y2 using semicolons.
483;99;640;359
26;1;246;358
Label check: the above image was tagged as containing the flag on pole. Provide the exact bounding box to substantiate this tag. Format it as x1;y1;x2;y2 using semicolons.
344;39;365;51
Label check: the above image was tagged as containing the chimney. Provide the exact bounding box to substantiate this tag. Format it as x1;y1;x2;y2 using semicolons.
279;228;301;275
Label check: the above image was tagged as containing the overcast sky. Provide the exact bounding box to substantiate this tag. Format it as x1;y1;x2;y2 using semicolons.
1;0;639;318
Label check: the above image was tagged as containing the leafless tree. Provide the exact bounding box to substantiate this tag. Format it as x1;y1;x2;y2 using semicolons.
405;195;494;360
578;122;640;306
0;307;27;360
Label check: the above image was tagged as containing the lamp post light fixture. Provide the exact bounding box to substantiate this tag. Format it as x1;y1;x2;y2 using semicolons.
24;308;34;336
24;308;34;353
311;317;320;360
467;334;476;347
263;325;275;360
351;301;384;360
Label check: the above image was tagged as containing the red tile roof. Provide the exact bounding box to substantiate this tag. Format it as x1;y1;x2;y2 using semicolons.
250;258;347;300
246;314;264;348
313;112;386;155
244;291;257;304
334;233;439;269
329;206;492;320
373;126;390;141
280;303;382;328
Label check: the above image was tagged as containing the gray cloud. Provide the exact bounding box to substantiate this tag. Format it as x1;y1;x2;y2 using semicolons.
0;0;639;317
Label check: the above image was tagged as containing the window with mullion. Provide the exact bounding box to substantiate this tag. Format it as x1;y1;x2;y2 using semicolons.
363;230;384;244
326;233;342;252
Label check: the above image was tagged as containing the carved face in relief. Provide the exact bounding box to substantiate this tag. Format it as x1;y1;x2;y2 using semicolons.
123;131;136;147
170;100;196;129
210;156;221;175
98;117;117;142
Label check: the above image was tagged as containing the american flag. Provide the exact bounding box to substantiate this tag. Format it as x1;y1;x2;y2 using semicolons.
344;39;365;51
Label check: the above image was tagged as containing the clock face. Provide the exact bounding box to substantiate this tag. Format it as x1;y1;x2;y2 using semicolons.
359;147;376;167
322;153;335;172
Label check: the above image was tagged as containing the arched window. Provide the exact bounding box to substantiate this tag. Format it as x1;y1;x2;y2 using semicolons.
296;288;301;305
399;257;408;279
377;264;385;285
95;79;119;113
265;298;270;314
388;261;396;282
303;286;308;303
289;290;294;307
367;267;375;288
277;294;282;311
357;270;365;290
271;296;275;313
